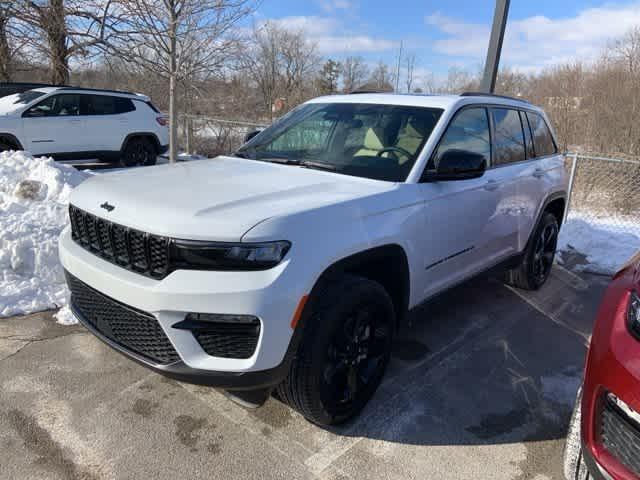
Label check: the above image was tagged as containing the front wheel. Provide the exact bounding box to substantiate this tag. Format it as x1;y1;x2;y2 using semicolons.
505;212;559;290
120;138;157;167
276;274;395;425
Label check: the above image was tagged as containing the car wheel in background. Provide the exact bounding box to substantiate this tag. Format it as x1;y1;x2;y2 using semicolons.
276;274;395;426
563;389;590;480
505;212;559;290
120;137;157;167
0;138;16;152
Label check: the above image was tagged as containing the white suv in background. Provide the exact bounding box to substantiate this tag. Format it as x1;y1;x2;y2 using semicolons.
59;92;567;425
0;86;168;166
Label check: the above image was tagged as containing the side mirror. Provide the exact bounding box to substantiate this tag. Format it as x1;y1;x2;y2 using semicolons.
244;129;262;143
423;149;487;182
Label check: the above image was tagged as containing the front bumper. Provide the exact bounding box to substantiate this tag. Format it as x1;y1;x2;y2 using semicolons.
59;227;309;386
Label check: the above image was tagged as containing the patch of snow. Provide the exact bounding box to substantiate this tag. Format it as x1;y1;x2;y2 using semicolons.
53;305;76;325
558;216;640;275
0;151;88;320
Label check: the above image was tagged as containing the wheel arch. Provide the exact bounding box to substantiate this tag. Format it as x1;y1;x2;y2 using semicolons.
310;244;411;329
120;132;161;153
0;133;23;150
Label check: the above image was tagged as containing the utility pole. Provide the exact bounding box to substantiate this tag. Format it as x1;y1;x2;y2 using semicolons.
480;0;510;93
395;40;403;92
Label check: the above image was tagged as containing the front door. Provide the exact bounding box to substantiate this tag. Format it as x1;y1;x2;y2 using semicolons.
417;107;513;300
22;93;86;155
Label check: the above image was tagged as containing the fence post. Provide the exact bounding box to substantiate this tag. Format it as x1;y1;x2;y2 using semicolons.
564;152;579;224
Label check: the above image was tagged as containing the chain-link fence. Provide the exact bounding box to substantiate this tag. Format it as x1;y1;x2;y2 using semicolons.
178;115;268;158
565;153;640;236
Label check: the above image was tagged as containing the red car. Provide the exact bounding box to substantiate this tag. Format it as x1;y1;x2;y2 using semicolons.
565;251;640;480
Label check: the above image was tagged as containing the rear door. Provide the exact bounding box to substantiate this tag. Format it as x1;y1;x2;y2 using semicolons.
417;106;513;300
82;94;136;152
21;93;86;155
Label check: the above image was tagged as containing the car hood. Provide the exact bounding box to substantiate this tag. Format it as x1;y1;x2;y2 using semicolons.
70;156;395;241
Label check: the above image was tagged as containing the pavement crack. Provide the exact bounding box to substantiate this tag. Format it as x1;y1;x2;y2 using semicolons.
0;331;87;363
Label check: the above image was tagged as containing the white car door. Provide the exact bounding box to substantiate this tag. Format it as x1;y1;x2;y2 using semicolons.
417;107;517;300
82;94;134;152
21;93;86;155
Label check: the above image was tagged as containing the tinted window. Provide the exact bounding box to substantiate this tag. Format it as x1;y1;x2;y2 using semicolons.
520;111;535;159
491;108;526;165
432;107;490;169
82;95;135;115
526;112;557;157
25;94;81;117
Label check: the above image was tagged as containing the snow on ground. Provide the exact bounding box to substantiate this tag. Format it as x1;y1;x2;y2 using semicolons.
0;151;88;319
558;215;640;275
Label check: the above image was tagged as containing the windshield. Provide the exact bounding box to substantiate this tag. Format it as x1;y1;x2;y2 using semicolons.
237;103;443;182
0;90;47;113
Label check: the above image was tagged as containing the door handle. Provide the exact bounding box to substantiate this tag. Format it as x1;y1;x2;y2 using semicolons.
484;179;499;191
532;168;545;179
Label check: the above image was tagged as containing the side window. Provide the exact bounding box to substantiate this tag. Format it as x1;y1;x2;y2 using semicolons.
526;112;557;157
491;108;526;165
520;111;535;159
431;107;491;169
115;97;136;114
266;110;334;154
85;95;117;115
24;94;81;117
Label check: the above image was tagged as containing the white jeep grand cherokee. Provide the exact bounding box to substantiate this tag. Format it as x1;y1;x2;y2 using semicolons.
0;86;168;166
59;92;567;425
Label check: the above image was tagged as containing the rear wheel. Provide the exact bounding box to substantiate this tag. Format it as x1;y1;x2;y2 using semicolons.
0;138;17;152
505;212;559;290
120;137;157;167
276;274;395;426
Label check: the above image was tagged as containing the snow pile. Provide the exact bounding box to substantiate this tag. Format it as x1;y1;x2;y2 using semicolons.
0;151;88;318
558;216;640;275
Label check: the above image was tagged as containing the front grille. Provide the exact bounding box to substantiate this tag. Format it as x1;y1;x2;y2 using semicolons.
601;395;640;476
69;205;169;279
66;272;180;365
193;322;260;359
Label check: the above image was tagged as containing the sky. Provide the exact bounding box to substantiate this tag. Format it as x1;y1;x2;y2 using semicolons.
251;0;640;83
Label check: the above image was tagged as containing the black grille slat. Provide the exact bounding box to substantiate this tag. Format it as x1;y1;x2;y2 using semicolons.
601;397;640;476
68;206;170;279
193;323;260;359
67;272;180;365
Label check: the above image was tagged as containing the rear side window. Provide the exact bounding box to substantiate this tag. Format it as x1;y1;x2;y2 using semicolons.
526;112;557;157
83;95;136;115
520;111;535;159
431;107;491;169
491;108;526;165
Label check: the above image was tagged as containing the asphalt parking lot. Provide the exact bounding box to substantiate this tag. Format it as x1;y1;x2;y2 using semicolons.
0;264;610;480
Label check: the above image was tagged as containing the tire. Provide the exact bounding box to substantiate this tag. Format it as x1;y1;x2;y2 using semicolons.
505;212;559;290
0;138;16;152
563;389;590;480
120;137;157;167
276;274;395;426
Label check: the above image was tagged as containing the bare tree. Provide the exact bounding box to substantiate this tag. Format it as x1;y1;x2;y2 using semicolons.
0;2;13;81
405;52;416;93
242;22;320;119
368;61;393;91
341;56;368;93
10;0;116;84
113;0;253;162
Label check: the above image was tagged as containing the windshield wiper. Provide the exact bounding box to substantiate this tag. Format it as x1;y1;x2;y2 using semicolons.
299;160;337;171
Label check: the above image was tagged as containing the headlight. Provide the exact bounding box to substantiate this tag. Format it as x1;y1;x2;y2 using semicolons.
171;240;290;271
628;291;640;338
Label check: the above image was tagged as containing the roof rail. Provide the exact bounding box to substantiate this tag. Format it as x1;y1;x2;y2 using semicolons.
57;86;140;96
349;89;393;94
460;91;531;104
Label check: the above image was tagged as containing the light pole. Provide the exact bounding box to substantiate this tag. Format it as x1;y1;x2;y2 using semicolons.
480;0;510;93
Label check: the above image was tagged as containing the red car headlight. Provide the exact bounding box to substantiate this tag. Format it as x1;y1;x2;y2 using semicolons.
628;291;640;339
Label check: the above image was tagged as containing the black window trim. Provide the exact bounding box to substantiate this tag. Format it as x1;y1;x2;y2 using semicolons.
420;102;560;179
22;92;137;118
420;104;493;182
